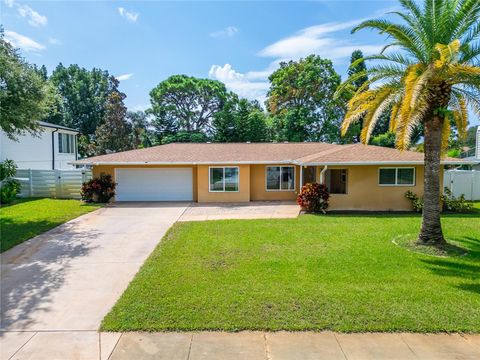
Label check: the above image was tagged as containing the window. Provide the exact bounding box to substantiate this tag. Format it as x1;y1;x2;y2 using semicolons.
58;133;75;154
209;167;239;192
379;167;415;186
266;166;295;191
325;169;348;194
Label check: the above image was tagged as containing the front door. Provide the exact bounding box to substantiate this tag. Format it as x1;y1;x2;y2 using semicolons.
302;166;317;185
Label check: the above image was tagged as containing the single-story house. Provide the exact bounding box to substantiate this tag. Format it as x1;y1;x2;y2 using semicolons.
1;121;79;170
74;142;469;211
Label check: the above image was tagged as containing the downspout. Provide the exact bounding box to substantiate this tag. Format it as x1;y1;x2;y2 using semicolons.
300;165;303;188
320;165;328;184
52;128;59;170
75;133;78;161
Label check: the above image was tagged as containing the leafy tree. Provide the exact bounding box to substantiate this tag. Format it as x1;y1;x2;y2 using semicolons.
49;63;118;136
93;91;132;155
127;110;153;148
464;126;478;153
369;131;396;148
33;64;48;81
337;0;480;247
242;108;269;142
161;131;208;144
213;97;269;142
149;75;228;141
212;93;240;142
348;50;369;90
0;29;53;138
267;55;345;142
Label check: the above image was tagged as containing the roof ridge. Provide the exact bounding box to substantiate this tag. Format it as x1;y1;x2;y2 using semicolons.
295;144;357;163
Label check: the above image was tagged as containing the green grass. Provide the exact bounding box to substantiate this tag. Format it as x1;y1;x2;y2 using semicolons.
0;198;102;252
101;210;480;333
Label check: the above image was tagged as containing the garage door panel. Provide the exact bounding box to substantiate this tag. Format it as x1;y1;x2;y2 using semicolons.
115;168;193;201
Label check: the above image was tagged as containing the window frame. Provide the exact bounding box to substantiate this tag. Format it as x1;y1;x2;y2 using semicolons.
58;133;75;154
378;167;415;186
265;165;296;192
208;166;240;193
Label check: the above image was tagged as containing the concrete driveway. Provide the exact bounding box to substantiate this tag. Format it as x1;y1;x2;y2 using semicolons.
1;202;189;359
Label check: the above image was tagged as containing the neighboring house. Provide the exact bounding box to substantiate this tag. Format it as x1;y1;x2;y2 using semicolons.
462;126;480;170
74;142;472;211
1;121;79;170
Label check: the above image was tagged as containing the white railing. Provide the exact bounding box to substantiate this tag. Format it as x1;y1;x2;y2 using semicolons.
15;169;92;199
444;170;480;201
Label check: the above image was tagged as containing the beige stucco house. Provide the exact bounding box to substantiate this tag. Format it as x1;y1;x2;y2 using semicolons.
74;142;467;211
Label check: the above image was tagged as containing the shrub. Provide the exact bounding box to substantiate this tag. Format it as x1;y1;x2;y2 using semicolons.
1;179;21;204
404;190;423;212
443;187;473;212
0;159;21;204
405;188;473;213
81;173;116;203
297;182;330;213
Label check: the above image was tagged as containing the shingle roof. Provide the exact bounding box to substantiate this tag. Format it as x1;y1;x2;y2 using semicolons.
74;142;467;165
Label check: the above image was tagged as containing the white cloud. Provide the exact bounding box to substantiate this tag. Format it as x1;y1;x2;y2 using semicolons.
207;10;393;102
4;30;45;52
4;1;47;27
258;18;383;61
18;4;47;26
118;7;139;22
209;64;269;103
116;73;134;81
210;26;238;39
48;37;62;45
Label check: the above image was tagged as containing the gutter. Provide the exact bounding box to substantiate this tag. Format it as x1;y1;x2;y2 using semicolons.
70;159;476;166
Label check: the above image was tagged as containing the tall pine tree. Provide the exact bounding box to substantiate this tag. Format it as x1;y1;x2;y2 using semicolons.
93;91;132;155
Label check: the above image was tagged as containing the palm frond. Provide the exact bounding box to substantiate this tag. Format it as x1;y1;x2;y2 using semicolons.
434;39;461;68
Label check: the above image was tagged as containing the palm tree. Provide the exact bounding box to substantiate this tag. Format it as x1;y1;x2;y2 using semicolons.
337;0;480;247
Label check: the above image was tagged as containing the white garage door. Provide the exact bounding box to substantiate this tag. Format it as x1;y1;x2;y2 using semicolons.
115;168;193;201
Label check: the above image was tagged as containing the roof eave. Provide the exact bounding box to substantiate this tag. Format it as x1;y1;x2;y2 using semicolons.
71;159;477;166
300;160;476;166
70;160;298;166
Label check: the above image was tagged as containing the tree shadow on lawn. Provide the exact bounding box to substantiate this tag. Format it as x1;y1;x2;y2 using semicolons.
0;221;101;331
1;218;69;252
421;243;480;294
321;211;479;219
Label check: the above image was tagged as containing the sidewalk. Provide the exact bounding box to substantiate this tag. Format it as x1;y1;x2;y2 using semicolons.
3;331;478;360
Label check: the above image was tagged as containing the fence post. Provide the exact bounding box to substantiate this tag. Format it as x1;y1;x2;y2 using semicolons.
55;169;62;198
471;172;475;201
29;169;33;197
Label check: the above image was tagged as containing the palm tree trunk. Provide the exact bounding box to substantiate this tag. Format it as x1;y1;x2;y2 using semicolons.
417;113;446;247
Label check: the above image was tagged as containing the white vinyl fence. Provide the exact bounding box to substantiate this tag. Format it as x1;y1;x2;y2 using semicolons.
15;169;92;199
443;170;480;201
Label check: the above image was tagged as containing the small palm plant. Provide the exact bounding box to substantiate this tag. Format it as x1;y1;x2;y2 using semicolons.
337;0;480;247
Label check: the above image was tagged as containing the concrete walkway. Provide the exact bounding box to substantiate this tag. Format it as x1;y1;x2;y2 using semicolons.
1;202;189;359
109;332;480;360
2;331;479;359
178;201;300;221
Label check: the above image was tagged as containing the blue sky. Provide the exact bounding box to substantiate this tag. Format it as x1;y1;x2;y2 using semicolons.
3;0;479;126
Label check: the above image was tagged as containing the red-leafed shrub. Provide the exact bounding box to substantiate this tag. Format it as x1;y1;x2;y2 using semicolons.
81;173;116;203
297;182;330;213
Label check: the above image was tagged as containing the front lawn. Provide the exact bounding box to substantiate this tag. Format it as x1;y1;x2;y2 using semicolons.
102;211;480;333
0;198;102;252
